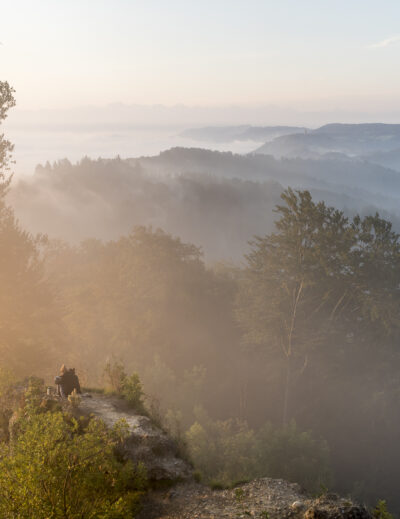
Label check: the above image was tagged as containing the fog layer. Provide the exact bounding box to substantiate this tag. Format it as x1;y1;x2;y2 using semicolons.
8;130;400;260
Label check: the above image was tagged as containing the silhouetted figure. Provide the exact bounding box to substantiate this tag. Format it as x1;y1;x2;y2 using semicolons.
54;365;82;398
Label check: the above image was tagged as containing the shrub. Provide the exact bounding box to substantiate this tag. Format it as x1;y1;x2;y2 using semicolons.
372;500;394;519
103;359;145;412
163;408;189;460
185;413;331;492
185;415;257;486
103;357;126;393
0;412;147;518
256;421;332;493
121;373;145;412
23;376;45;415
0;367;16;399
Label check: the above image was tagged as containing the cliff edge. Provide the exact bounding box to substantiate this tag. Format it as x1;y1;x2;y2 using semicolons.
78;393;192;483
137;479;371;519
76;393;371;519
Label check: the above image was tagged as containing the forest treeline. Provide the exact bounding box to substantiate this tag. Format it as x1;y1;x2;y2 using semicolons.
2;84;400;514
9;145;400;262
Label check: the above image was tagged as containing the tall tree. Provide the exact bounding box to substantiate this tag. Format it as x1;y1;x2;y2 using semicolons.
0;82;61;376
0;81;15;193
236;189;398;424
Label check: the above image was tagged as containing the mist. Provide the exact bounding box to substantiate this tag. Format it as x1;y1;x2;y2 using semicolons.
4;117;400;513
3;1;400;516
9;104;400;175
8;132;400;261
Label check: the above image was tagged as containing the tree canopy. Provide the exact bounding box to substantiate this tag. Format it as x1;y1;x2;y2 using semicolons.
0;82;63;376
237;188;400;424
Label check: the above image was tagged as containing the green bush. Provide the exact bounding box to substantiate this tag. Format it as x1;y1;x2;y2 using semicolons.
185;414;258;486
0;367;16;399
103;359;145;412
0;412;147;518
185;413;331;492
163;408;190;461
256;421;332;493
23;376;45;414
372;500;394;519
103;357;126;393
121;373;145;412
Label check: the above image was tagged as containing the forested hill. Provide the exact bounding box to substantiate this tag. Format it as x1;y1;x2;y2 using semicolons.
254;123;400;163
8;147;400;261
183;123;400;171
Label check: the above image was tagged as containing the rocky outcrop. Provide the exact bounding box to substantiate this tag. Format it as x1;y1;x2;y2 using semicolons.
9;390;366;518
78;393;192;483
137;478;371;519
75;394;370;518
1;388;372;518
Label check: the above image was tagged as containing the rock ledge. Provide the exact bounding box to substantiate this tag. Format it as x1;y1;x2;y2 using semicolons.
137;478;370;519
78;393;192;482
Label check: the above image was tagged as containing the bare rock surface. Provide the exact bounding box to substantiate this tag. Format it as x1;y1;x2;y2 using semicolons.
78;393;192;482
137;479;371;519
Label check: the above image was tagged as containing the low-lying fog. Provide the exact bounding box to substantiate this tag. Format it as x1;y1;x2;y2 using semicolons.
5;125;260;176
8;104;400;176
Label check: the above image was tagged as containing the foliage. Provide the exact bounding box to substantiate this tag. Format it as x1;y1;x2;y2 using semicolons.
104;358;144;412
104;357;126;394
186;409;257;487
162;408;189;460
185;411;330;492
0;81;15;185
0;411;147;518
4;167;400;514
0;367;16;399
121;373;144;412
237;189;355;424
256;421;331;493
142;357;208;428
0;82;64;378
372;500;394;519
237;188;400;425
23;376;46;415
45;226;237;397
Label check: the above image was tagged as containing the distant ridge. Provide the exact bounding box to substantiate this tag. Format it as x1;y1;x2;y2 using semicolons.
254;122;400;159
314;122;400;136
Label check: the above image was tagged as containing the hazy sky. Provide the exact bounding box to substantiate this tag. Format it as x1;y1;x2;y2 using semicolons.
1;0;400;111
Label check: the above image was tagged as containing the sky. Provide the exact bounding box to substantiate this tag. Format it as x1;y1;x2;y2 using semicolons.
2;0;400;112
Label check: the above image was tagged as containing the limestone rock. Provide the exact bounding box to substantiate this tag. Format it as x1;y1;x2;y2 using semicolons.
136;478;371;519
78;393;192;483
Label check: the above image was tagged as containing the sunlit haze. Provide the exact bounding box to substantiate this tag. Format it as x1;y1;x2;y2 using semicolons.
3;3;400;515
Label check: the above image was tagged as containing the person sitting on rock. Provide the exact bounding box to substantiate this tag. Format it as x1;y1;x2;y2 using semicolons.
54;364;67;397
54;365;82;398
